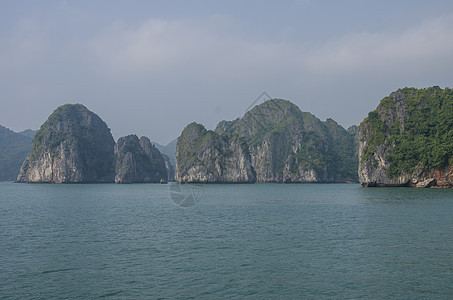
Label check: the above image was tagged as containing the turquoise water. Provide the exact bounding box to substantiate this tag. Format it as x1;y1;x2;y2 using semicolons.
1;182;453;299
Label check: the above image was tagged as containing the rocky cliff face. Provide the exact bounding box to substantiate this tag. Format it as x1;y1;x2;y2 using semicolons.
114;135;167;183
175;123;255;183
139;136;168;182
359;87;453;188
17;104;115;183
176;99;358;183
162;154;175;181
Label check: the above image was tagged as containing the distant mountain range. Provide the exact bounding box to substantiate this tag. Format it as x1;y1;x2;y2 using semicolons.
152;139;177;167
0;126;35;181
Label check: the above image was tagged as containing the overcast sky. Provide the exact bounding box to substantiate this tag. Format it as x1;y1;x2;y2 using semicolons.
2;0;453;144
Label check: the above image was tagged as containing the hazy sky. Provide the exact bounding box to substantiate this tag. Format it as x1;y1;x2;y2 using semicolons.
2;0;453;144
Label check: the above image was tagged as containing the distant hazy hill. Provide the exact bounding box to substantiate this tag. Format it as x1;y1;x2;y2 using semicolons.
0;125;34;181
18;129;36;139
152;139;177;166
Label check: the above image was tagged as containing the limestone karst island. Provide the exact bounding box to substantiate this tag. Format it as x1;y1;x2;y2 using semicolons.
359;86;453;188
15;104;170;184
1;86;452;188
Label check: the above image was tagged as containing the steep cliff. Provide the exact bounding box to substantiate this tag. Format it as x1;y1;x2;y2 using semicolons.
139;136;168;182
114;135;167;183
162;154;175;181
359;86;453;187
17;104;115;183
175;123;256;183
152;139;176;181
176;99;358;183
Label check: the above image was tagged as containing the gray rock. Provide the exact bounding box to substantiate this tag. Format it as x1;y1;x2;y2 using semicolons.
114;135;167;183
358;87;453;188
416;178;436;188
162;154;175;181
176;99;358;183
175;123;255;183
17;104;115;183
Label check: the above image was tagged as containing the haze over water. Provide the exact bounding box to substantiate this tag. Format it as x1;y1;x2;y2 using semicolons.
1;182;452;298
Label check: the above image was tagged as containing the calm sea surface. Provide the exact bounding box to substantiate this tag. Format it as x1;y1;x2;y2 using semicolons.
1;182;453;299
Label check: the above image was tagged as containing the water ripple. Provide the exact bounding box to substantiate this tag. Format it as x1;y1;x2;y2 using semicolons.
1;183;453;298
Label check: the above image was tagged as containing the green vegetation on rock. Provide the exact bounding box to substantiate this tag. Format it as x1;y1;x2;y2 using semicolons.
31;104;99;162
176;122;256;183
18;103;115;183
360;86;453;176
177;99;358;183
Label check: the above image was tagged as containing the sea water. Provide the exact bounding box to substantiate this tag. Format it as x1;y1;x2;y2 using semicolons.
1;182;453;299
